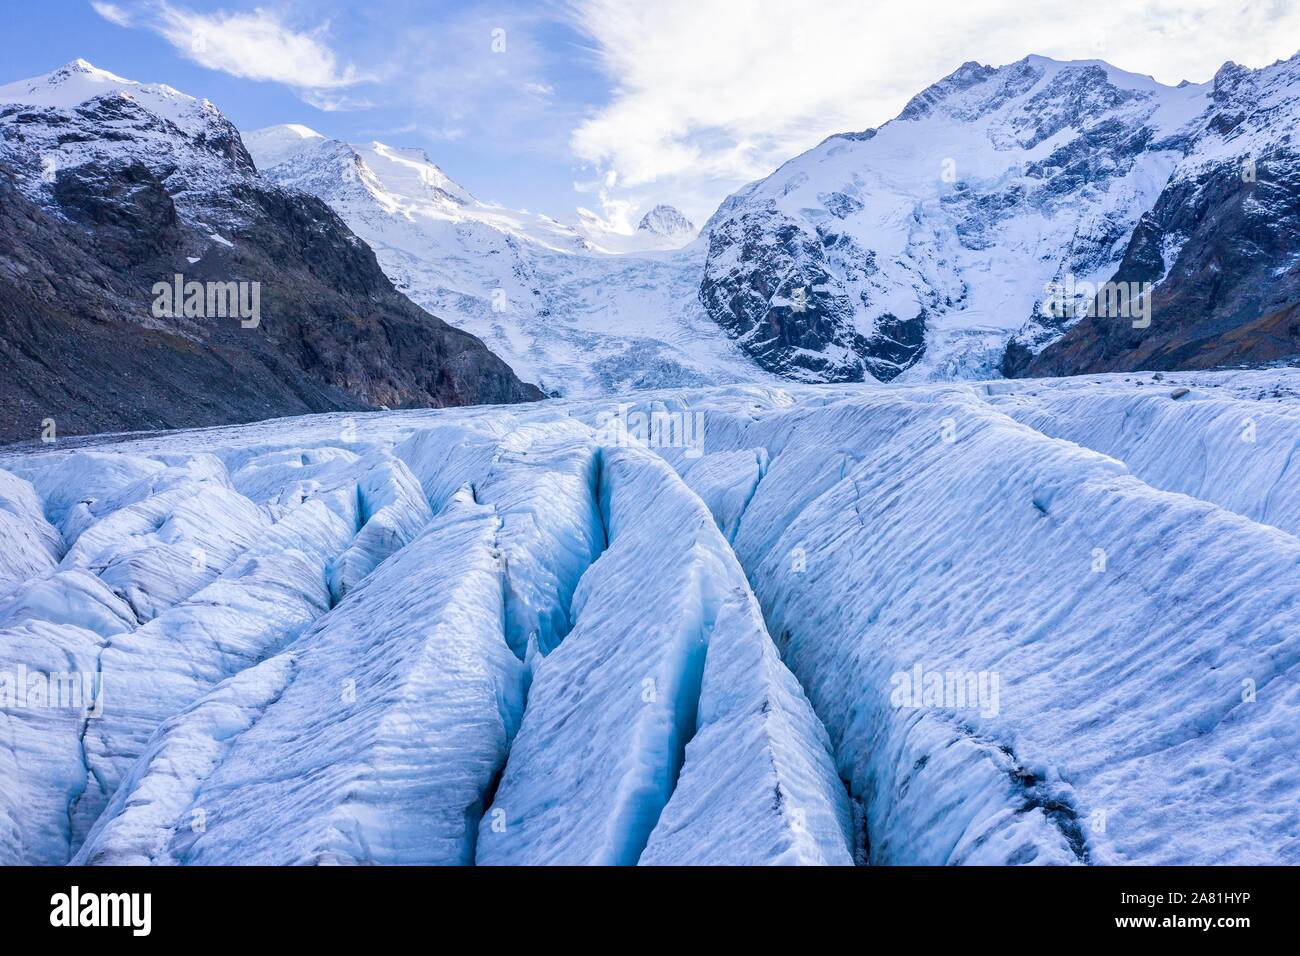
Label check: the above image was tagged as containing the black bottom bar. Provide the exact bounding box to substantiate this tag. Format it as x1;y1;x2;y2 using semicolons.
0;865;1284;941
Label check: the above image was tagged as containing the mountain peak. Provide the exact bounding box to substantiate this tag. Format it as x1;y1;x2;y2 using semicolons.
282;123;325;139
0;57;222;142
246;127;477;208
49;58;125;82
242;123;329;169
898;59;997;120
0;58;133;108
637;204;695;239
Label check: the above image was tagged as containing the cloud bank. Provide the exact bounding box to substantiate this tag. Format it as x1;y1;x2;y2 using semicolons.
567;0;1300;224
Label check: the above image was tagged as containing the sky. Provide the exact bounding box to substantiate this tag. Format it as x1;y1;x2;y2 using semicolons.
5;0;1300;230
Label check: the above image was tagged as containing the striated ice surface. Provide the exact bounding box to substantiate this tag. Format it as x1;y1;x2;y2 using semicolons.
0;469;63;599
1;367;1297;865
477;445;851;865
76;490;525;865
0;620;104;865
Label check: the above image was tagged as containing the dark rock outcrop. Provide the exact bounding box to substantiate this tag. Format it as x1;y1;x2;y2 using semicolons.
1014;56;1300;376
0;165;540;443
698;202;925;382
0;63;541;444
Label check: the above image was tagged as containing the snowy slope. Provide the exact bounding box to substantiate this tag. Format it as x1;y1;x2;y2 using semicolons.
697;54;1300;383
0;59;257;229
0;59;223;134
1017;53;1300;375
2;368;1298;865
244;126;768;397
636;204;696;243
0;60;539;444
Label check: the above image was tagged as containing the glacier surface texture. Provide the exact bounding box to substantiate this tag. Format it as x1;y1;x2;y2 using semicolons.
2;369;1298;865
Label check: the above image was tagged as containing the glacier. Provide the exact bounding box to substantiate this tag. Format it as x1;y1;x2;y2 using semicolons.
241;125;769;398
1;368;1298;865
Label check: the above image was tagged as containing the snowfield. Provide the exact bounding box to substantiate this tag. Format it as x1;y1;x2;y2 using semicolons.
2;369;1298;865
242;124;769;398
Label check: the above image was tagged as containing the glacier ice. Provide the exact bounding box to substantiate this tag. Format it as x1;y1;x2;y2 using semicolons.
56;455;269;622
0;569;137;638
76;490;525;865
12;451;166;541
242;125;768;398
0;468;63;600
2;368;1299;865
989;381;1300;538
0;620;104;865
476;445;851;865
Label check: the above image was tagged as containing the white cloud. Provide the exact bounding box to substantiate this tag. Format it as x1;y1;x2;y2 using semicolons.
300;89;375;112
159;3;363;88
573;176;640;232
90;1;134;27
378;122;467;142
567;0;1300;224
93;1;364;90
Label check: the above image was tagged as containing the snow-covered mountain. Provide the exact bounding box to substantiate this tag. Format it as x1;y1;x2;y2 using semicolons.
237;52;1300;400
1017;54;1300;376
5;52;1298;442
0;60;539;443
3;367;1298;865
698;53;1300;383
244;125;764;397
0;58;258;224
637;203;696;241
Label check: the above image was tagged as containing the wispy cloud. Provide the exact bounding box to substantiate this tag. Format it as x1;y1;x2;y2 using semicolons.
92;1;365;90
90;0;577;143
89;1;134;27
343;8;586;159
366;121;467;142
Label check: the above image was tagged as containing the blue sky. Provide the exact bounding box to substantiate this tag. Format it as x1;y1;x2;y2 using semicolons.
5;0;612;218
6;1;1300;229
